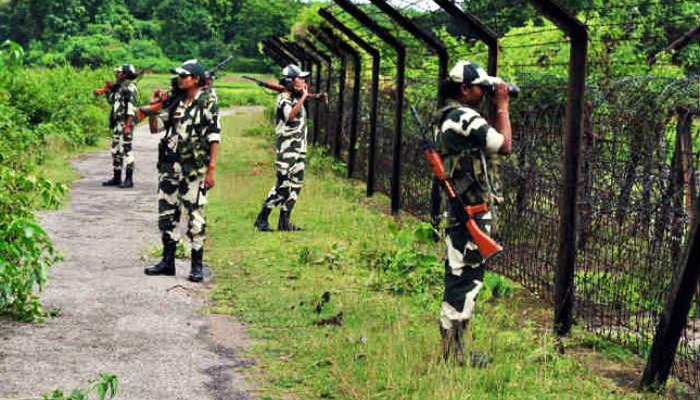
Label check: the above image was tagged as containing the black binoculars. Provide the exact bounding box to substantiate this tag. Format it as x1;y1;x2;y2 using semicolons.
481;82;520;98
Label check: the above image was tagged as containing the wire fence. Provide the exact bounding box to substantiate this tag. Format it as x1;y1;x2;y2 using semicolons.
265;0;700;390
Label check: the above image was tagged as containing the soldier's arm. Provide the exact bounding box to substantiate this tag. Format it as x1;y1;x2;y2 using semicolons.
123;85;138;135
204;100;221;189
148;90;165;134
493;82;512;155
287;86;308;121
440;108;505;155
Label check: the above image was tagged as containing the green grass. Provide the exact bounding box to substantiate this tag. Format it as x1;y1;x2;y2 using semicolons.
205;109;694;399
34;136;110;209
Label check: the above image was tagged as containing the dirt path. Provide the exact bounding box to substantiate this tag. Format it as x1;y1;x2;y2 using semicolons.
0;108;256;400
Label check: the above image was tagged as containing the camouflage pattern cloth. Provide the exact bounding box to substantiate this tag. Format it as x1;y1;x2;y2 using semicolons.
106;80;138;170
434;99;505;331
262;92;307;212
156;89;221;251
206;87;218;104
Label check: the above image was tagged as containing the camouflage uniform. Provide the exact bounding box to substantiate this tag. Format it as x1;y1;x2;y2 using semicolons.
261;92;307;213
436;98;505;333
107;80;138;173
156;89;220;251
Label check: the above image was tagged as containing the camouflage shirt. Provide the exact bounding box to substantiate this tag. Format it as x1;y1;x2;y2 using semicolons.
206;87;218;104
159;89;221;176
435;99;504;216
274;92;307;170
107;80;137;126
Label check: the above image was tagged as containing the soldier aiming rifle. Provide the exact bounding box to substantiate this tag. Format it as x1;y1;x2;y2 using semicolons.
94;64;142;188
253;64;313;232
143;59;221;283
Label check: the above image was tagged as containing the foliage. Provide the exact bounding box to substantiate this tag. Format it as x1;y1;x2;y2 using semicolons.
231;0;305;57
0;0;307;72
41;373;119;400
0;42;110;321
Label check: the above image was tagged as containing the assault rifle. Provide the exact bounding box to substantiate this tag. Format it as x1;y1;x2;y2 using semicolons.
92;65;152;96
242;75;328;103
409;105;503;260
208;55;233;78
136;77;185;122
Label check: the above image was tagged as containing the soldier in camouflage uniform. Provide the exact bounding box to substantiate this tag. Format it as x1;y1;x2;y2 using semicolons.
254;64;309;232
144;60;221;283
435;61;512;365
100;64;138;188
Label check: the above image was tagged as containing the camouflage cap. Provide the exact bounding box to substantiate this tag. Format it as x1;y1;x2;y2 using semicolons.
172;59;206;80
448;61;500;87
281;64;310;80
115;64;137;77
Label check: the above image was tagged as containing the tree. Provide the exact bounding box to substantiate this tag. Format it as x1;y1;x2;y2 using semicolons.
231;0;304;57
154;0;217;60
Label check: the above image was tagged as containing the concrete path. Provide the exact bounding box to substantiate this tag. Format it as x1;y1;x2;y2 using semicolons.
0;108;255;400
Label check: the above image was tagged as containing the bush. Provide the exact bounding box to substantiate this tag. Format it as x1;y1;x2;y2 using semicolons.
0;43;111;320
63;34;130;68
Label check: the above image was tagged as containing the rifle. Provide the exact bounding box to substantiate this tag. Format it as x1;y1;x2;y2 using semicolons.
209;55;233;77
93;65;152;96
242;75;328;103
136;77;185;122
409;105;503;261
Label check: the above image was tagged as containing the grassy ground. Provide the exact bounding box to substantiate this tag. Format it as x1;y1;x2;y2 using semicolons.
205;108;695;399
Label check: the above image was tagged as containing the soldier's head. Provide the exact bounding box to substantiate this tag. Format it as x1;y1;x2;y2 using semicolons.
172;59;206;90
280;64;309;97
115;64;137;81
204;71;216;88
441;61;501;106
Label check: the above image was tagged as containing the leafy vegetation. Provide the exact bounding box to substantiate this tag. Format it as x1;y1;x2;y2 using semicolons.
0;0;308;72
0;42;112;320
41;373;118;400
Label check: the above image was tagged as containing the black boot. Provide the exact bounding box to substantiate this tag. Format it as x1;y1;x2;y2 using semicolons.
144;237;176;276
102;169;122;186
254;206;273;232
189;248;204;282
120;167;134;188
440;320;467;366
278;209;303;231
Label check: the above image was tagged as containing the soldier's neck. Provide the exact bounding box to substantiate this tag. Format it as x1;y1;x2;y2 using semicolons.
184;88;201;104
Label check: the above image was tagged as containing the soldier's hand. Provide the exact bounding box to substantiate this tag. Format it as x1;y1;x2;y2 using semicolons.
151;89;165;104
124;124;132;137
493;81;510;108
204;169;216;190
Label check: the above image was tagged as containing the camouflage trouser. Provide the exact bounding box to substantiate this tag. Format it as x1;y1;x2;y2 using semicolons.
158;169;207;251
262;157;305;212
440;211;493;330
110;122;134;170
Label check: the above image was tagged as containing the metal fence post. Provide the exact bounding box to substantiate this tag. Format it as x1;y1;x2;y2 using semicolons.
301;39;333;145
309;26;347;156
524;0;588;336
333;0;406;215
319;8;381;196
319;24;362;176
641;111;700;389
